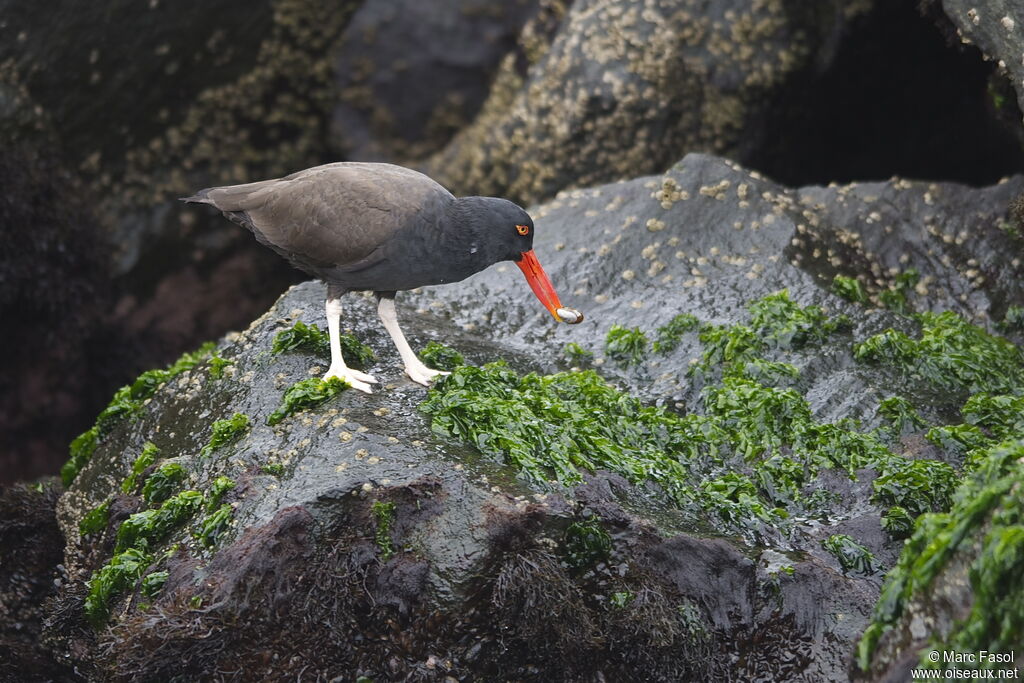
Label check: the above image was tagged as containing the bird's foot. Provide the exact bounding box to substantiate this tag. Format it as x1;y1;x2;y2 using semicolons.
404;361;450;387
323;365;378;394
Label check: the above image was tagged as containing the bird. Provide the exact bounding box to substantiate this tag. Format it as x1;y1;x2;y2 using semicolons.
182;162;583;393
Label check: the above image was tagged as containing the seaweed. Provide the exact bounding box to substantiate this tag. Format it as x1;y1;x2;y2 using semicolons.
877;396;927;436
854;312;1024;394
821;534;875;574
84;548;153;625
200;413;251;457
122;442;160;494
830;275;868;304
267;377;348;425
196;503;233;548
418;341;465;371
79;500;110;537
141;463;187;506
605;325;649;367
272;320;374;368
371;500;396;560
420;292;943;543
206;476;236;510
140;570;169;599
114;490;203;553
858;440;1024;671
562;342;594;365
652;313;700;353
564;519;612;570
61;343;215;486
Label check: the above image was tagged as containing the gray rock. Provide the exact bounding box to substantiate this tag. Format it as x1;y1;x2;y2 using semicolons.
47;153;1024;680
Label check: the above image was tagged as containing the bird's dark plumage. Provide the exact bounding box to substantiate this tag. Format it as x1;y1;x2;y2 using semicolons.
182;161;580;392
182;162;533;293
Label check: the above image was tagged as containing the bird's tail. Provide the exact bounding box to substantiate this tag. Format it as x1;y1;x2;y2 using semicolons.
179;188;213;204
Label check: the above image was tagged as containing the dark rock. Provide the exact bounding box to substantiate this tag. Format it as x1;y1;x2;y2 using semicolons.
0;144;123;484
46;153;1024;681
940;0;1024;121
0;1;358;483
332;0;543;161
0;479;73;681
422;0;876;204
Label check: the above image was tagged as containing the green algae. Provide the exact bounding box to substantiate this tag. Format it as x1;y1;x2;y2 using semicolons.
564;519;612;570
562;342;594;365
747;290;849;350
998;305;1024;333
79;500;110;537
208;353;233;380
881;505;915;539
261;462;285;476
197;503;233;548
961;393;1024;441
141;463;187;506
877;397;927;436
652;313;700;353
272;320;329;355
878;269;919;315
140;570;169;599
200;413;251;457
689;291;846;378
854;312;1024;394
858;439;1024;671
61;343;215;486
122;442;160;494
272;320;374;368
605;324;649;367
84;548;153;625
267;377;347;425
421;292;949;542
206;476;236;511
821;534;875;574
925;423;989;459
418;341;465;371
61;428;99;487
371;500;396;560
831;275;868;304
115;490;203;553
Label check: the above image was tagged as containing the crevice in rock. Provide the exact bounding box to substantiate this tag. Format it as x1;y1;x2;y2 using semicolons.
746;0;1024;187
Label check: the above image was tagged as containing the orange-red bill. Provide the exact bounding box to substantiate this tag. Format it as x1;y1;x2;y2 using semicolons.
515;249;583;324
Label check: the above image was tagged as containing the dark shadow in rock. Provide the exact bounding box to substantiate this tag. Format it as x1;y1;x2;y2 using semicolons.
748;0;1024;187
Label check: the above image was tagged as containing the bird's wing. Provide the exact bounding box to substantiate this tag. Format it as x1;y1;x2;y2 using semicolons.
199;163;454;270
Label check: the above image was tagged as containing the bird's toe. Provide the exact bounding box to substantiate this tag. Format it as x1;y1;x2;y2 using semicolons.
323;367;374;394
404;363;449;387
348;368;379;384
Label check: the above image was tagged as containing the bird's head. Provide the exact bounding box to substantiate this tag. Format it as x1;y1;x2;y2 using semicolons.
468;197;584;325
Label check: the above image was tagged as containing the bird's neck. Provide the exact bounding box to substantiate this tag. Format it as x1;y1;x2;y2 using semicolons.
438;196;505;268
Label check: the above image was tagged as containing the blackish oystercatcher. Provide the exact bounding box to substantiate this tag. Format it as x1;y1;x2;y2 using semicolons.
182;162;583;393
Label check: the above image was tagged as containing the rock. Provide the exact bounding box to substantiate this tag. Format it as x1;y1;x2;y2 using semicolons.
0;479;72;681
44;154;1024;680
423;0;878;204
0;144;123;483
332;0;543;161
0;0;358;483
940;0;1024;120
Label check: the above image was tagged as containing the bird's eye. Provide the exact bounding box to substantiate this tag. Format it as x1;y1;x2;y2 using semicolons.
516;224;530;236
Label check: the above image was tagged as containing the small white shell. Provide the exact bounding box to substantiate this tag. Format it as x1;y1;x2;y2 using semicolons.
556;307;584;324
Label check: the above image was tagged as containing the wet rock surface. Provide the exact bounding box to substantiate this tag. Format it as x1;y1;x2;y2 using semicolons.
39;154;1024;680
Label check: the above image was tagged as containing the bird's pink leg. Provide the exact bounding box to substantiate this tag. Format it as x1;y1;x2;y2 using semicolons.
376;295;448;387
323;297;378;393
